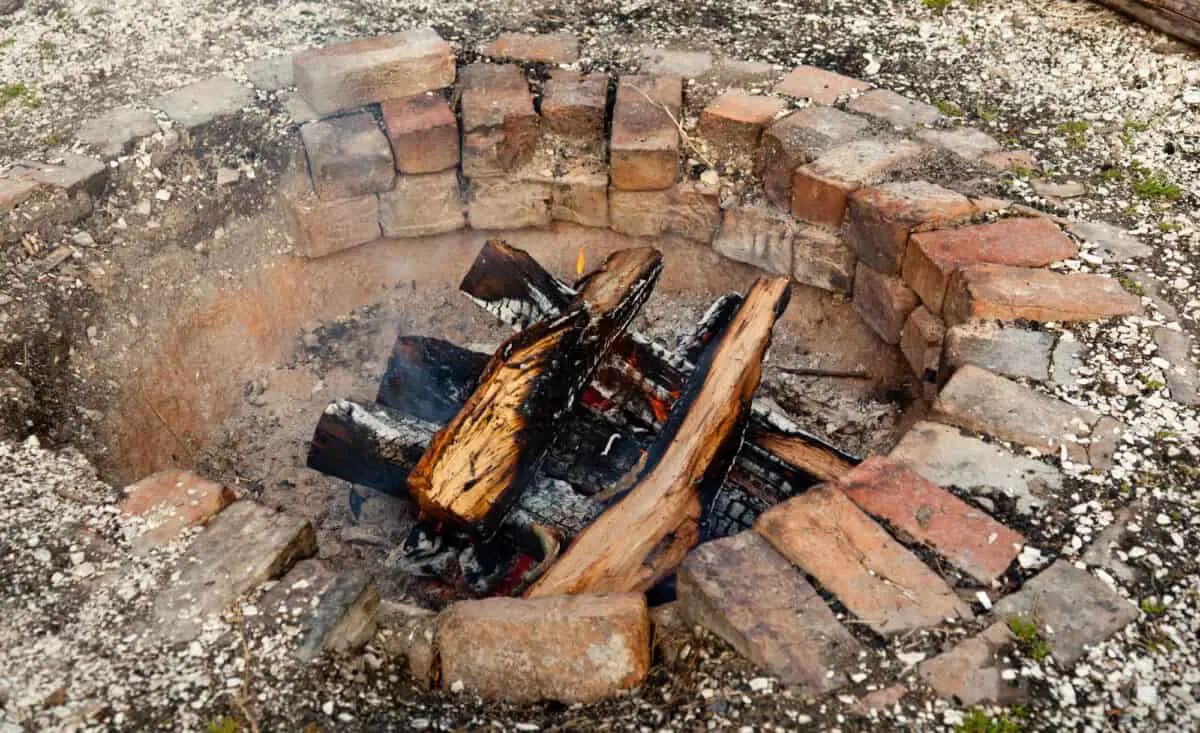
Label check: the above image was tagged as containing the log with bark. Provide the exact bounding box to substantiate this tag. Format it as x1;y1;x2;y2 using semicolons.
1090;0;1200;47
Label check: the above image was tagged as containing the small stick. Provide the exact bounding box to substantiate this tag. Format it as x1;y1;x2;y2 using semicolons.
776;365;871;379
630;84;716;169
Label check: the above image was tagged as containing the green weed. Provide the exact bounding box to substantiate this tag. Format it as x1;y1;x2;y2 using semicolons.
957;706;1027;733
1007;616;1051;662
1132;171;1183;201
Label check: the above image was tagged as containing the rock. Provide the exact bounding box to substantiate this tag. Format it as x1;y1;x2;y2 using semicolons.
915;127;1002;162
0;0;24;14
638;47;713;78
918;622;1027;705
283;175;380;258
791;139;925;229
756;484;974;637
1032;179;1087;199
611;75;682;191
981;149;1037;172
468;179;551;230
437;593;651;703
943;265;1141;325
853;263;920;345
1087;416;1125;472
847;89;941;129
757;106;870;212
76;108;160;159
0;369;35;442
846;180;977;276
280;91;318;124
857;684;908;713
1068;221;1152;262
677;531;862;695
10;153;108;197
254;559;379;661
647;602;692;669
299;112;395;201
120;469;237;551
541;71;609;151
697;91;787;164
900;305;945;380
773;65;871;105
381;94;460;174
245;54;296;91
1153;327;1200;406
944;322;1056;382
1051;336;1086;388
482;32;580;64
152;76;253;130
378;170;465;238
1081;505;1142;584
459;64;538;177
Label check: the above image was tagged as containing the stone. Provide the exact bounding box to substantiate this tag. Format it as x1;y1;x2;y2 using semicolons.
944;322;1056;382
942;265;1142;325
378;170;465;238
611;75;683;191
757;106;871;212
1153;327;1199;406
299;112;395;200
284;178;380;258
981;149;1037;172
437;594;651;703
857;684;908;713
903;217;1078;314
551;158;609;228
152;76;253;130
793;224;857;294
281;91;318;123
468;178;551;229
294;29;456;115
76;107;160;159
914;126;1002;161
1068;221;1152;263
152;500;316;643
900;305;944;380
1032;179;1087;199
245;54;295;91
712;58;780;85
847;181;977;275
677;531;862;694
1087;416;1125;471
713;202;794;275
756;484;973;637
254;559;379;661
380;93;459;174
839;457;1025;585
10;153;108;197
1051;336;1086;388
847;89;942;129
460;64;538;177
0;177;41;215
541;71;610;149
853;263;920;345
992;560;1138;666
1081;505;1142;584
0;182;92;245
889;421;1063;516
697;91;787;162
376;601;438;687
933;364;1101;464
0;0;23;14
639;47;714;78
791;140;926;228
773;65;871;104
483;32;580;64
918;622;1027;706
120;469;237;551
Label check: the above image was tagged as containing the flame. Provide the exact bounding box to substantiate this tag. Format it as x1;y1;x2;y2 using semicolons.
576;248;585;276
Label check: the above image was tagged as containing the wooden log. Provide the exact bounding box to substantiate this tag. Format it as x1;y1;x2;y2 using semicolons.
750;428;854;483
409;248;663;531
526;277;792;597
1090;0;1200;47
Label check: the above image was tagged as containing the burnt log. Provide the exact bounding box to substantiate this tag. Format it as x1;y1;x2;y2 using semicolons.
526;277;792;597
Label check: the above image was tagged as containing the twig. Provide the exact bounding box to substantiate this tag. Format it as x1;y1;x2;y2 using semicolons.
776;365;871;379
230;626;262;733
630;84;716;169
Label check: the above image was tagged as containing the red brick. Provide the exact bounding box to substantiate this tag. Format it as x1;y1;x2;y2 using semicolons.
284;177;380;258
697;91;787;162
900;305;945;379
847;89;941;129
294;29;456;116
381;93;459;174
460;64;538;177
541;71;609;149
846;181;977;275
853;263;920;345
610;75;682;191
468;178;551;229
482;32;580;64
299;112;395;200
638;47;713;78
756;484;973;637
918;622;1027;706
943;265;1142;326
791;140;924;228
793;223;856;294
378;170;465;237
839;457;1025;584
757;106;871;212
121;469;237;549
610;181;719;242
773;65;871;105
903;217;1078;314
0;177;41;215
914;127;1001;162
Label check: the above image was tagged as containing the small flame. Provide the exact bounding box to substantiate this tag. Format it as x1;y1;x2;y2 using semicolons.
576;249;586;277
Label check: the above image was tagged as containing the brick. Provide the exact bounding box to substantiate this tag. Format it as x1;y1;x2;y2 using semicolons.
992;560;1138;666
11;153;107;197
381;93;459;174
773;65;871;104
639;47;713;78
76;107;160;159
552;158;609;228
1051;336;1086;389
697;91;787;162
482;32;580;64
1087;416;1125;471
284;180;380;258
903;217;1078;314
378;170;465;238
756;484;973;636
611;75;682;191
713;202;794;275
609;188;669;237
839;457;1024;585
914;126;1002;161
1067;221;1152;263
943;322;1055;382
253;559;379;661
300;112;395;200
943;265;1142;325
460;64;538;177
152;75;253;130
121;469;237;551
793;223;857;294
0;177;41;215
541;71;609;149
847;89;941;129
933;364;1101;464
712;58;779;85
610;182;720;242
294;29;456;116
918;622;1027;706
900;305;945;379
376;601;438;687
791;140;925;228
468;178;551;229
1154;327;1200;406
245;54;295;91
437;593;650;703
846;181;977;275
757;106;870;211
677;532;862;694
853;263;920;345
890;421;1063;516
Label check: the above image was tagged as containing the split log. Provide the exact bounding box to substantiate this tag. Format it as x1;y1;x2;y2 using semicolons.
1090;0;1200;47
526;277;792;597
408;248;663;532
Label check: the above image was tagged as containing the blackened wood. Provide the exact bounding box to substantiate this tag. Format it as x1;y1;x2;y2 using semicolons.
377;336;489;423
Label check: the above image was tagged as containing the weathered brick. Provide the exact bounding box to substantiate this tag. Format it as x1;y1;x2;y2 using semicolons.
381;93;459;174
757;106;871;211
609;188;669;238
918;622;1027;706
1068;221;1153;263
993;561;1138;666
853;263;920;345
713;202;793;275
253;559;379;661
541;70;609;149
121;469;237;551
943;322;1056;382
284;177;381;258
437;593;650;703
611;75;682;191
839;457;1024;585
914;126;1002;162
300;112;395;201
847;181;977;275
468;178;551;230
773;65;871;104
152;75;254;130
900;305;945;379
639;47;713;78
697;91;787;163
791;140;924;228
678;532;862;695
9;153;107;197
460;64;538;177
756;484;973;636
1154;327;1200;406
943;265;1142;325
903;217;1078;314
981;149;1037;172
610;182;720;242
77;107;160;159
378;170;465;238
294;29;456;116
0;177;41;215
847;89;941;129
551;158;609;228
245;54;295;91
793;224;857;294
482;32;580;64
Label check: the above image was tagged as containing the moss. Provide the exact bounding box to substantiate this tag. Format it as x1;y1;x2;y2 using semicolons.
1140;598;1168;615
1132;171;1183;201
957;706;1027;733
1056;120;1090;148
935;98;964;117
